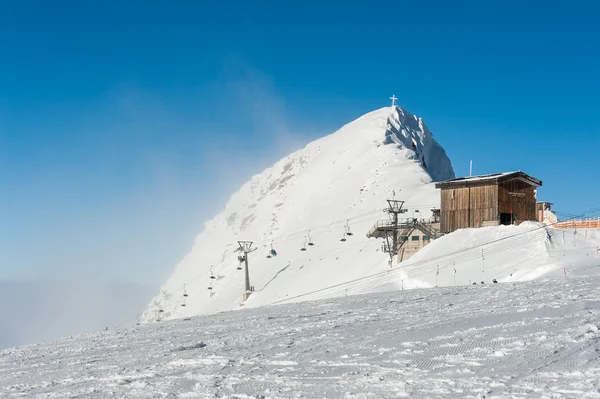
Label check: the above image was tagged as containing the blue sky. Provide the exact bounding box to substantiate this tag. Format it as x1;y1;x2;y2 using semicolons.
1;1;599;285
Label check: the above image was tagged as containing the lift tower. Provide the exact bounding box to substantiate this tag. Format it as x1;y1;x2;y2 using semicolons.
237;241;256;301
366;199;408;265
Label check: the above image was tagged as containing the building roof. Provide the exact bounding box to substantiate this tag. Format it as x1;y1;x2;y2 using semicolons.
435;171;542;189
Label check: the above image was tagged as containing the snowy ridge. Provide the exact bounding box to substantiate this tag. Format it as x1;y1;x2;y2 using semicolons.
142;106;454;322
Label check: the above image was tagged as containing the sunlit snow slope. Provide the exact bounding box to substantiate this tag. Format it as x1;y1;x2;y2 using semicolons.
143;106;455;322
4;275;600;397
294;223;600;302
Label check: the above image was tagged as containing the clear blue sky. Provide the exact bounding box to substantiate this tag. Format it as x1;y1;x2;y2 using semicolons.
1;1;599;285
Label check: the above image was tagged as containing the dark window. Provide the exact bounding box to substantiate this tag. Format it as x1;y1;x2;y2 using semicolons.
423;235;430;241
411;236;420;241
500;213;512;226
402;236;409;241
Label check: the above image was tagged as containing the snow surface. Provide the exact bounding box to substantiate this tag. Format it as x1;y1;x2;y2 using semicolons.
2;274;600;398
142;106;455;322
257;225;600;306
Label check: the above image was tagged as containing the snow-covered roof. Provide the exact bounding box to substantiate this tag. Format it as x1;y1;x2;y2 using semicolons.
435;171;542;188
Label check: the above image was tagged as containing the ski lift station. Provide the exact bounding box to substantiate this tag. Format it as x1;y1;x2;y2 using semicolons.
367;171;547;264
434;171;543;234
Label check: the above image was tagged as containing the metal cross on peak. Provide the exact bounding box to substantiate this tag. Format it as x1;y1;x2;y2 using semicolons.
390;94;398;106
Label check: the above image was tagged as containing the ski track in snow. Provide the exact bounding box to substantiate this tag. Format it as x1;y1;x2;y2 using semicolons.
2;275;600;398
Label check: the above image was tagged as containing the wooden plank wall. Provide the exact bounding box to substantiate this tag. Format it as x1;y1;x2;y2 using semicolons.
497;180;537;222
468;184;498;228
440;184;498;233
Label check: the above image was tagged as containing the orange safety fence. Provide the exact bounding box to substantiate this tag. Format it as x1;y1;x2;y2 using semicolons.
553;218;600;229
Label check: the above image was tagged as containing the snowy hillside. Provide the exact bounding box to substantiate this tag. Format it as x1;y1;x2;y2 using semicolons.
284;224;600;303
3;275;600;398
142;105;455;322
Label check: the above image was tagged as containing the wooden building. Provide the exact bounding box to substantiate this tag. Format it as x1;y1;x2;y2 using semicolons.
434;171;542;234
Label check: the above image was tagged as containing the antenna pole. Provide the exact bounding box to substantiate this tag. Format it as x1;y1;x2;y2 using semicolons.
470;160;473;177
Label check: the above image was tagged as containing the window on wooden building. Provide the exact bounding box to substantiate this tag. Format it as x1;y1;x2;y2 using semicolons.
411;236;420;241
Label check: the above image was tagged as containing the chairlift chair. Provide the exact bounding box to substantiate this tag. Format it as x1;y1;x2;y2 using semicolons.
300;236;307;251
345;219;353;236
308;230;315;246
267;241;277;258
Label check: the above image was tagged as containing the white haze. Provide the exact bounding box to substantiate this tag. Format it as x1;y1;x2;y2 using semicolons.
0;280;156;349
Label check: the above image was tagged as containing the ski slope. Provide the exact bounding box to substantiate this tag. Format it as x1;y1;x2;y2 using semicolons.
142;105;455;322
3;274;600;398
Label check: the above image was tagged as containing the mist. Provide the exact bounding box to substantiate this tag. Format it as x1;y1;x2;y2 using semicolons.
0;62;330;350
0;279;156;349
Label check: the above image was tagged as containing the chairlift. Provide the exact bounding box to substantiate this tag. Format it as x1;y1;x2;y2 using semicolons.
308;230;314;246
267;242;277;258
345;219;353;236
300;236;307;251
180;285;189;307
210;266;216;279
340;231;347;242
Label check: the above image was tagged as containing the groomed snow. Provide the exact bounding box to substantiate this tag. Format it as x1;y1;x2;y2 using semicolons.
2;274;600;398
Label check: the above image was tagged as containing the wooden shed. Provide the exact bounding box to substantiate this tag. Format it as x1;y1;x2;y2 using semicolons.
434;171;542;234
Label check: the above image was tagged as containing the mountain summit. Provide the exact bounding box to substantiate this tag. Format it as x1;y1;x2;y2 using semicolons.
142;105;455;322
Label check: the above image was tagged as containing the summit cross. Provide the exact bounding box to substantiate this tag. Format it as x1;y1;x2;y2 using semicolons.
390;95;398;106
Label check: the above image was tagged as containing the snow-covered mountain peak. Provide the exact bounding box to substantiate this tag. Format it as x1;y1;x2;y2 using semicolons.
142;105;455;322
